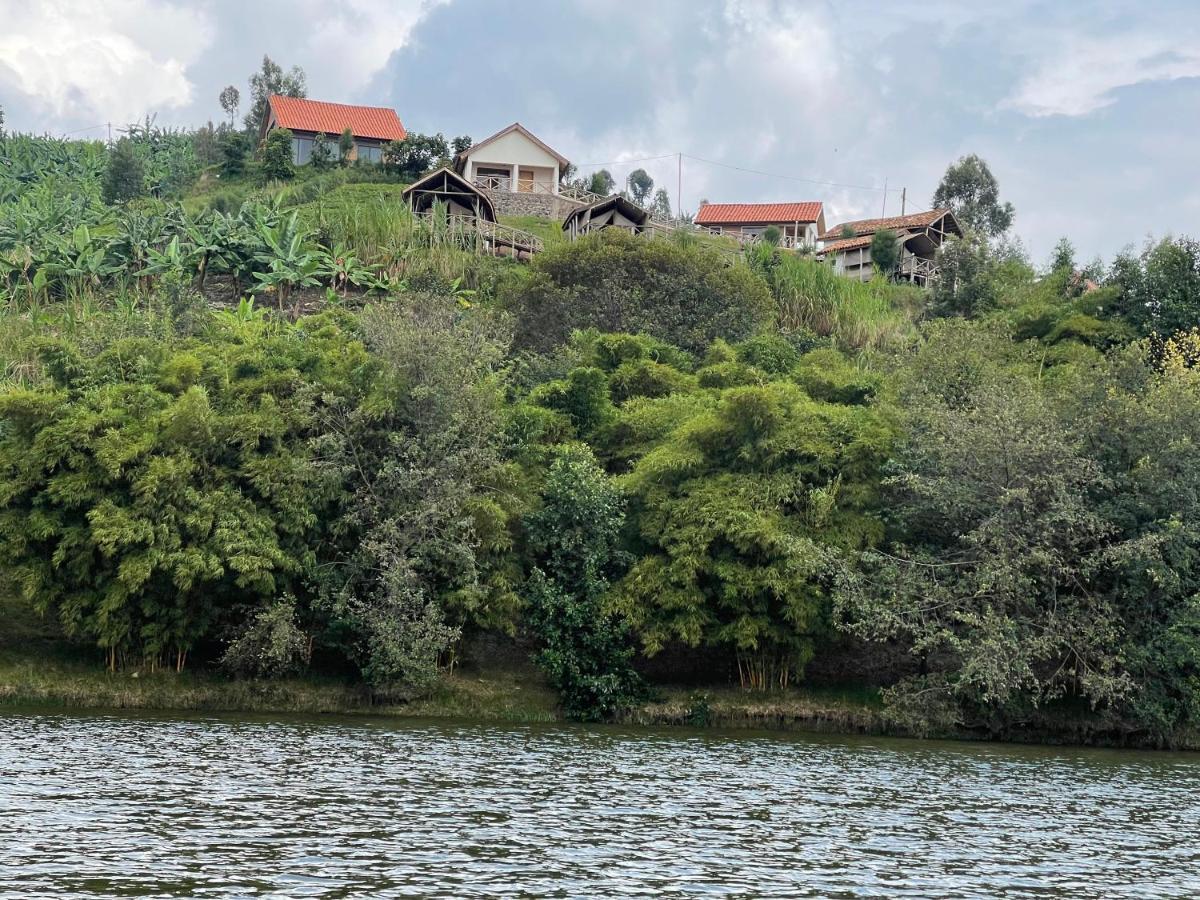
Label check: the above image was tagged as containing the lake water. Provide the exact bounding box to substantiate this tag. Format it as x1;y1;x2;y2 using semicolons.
1;710;1198;898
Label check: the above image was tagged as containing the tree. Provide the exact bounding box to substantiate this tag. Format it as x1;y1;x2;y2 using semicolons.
616;380;893;690
102;137;144;204
650;187;672;221
931;154;1014;237
928;232;999;318
450;135;472;156
0;104;6;139
219;85;240;127
627;168;654;206
339;127;354;166
261;127;294;181
0;324;331;672
219;130;248;177
314;300;514;691
505;229;776;354
382;132;451;180
1049;237;1076;273
1109;237;1200;335
869;228;900;275
524;445;643;721
243;55;307;132
588;169;616;196
309;132;333;170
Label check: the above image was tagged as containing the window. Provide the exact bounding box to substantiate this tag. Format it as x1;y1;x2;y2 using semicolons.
292;136;313;165
741;226;767;238
356;142;382;164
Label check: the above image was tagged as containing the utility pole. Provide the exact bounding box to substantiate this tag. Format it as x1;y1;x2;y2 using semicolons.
676;152;682;226
881;177;888;217
901;187;907;215
106;122;112;147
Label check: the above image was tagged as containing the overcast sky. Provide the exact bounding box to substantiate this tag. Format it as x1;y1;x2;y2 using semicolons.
1;0;1197;262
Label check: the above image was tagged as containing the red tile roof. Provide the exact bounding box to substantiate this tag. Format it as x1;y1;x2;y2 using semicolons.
819;234;876;254
819;208;955;241
267;95;406;142
695;202;824;225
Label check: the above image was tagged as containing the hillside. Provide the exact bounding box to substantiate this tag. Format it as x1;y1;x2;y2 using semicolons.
2;131;1200;748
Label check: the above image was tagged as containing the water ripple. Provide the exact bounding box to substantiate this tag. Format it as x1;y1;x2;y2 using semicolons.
1;711;1198;898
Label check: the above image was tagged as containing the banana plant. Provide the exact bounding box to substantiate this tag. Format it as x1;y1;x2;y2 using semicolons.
252;212;322;315
317;243;376;297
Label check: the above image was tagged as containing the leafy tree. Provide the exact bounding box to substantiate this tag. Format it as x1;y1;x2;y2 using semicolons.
0;105;5;139
929;232;999;318
220;596;310;676
931;153;1014;237
524;445;643;720
102;137;145;204
219;85;240;127
339;127;354;166
0;323;336;672
650;187;672;220
382;132;451;180
616;380;893;689
261;127;295;181
314;300;514;691
1049;236;1076;273
627;168;654;206
450;135;472;156
505;229;775;354
309;132;334;171
244;55;307;132
219;130;248;177
1109;237;1200;335
869;228;900;275
588;169;616;196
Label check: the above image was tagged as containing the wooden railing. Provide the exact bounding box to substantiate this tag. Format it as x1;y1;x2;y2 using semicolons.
410;210;543;256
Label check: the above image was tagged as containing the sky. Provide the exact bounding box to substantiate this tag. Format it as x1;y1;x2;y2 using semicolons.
1;0;1198;263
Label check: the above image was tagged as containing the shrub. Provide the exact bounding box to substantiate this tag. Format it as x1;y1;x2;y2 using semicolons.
505;230;775;354
261;127;295;181
524;445;643;720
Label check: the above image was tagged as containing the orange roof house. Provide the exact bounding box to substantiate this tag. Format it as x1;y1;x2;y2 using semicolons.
259;95;407;165
818;208;961;285
694;201;826;249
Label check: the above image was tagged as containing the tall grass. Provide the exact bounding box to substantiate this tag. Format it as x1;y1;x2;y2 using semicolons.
771;255;923;351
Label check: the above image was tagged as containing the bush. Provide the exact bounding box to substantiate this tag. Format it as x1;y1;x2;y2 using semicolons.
261;127;295;181
524;445;643;720
505;230;775;354
220;597;310;677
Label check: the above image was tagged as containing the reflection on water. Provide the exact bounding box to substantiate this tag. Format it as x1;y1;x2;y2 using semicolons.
1;710;1198;898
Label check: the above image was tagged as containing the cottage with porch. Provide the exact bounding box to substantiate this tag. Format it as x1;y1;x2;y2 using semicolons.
455;123;577;218
694;202;826;250
259;95;407;165
818;209;962;285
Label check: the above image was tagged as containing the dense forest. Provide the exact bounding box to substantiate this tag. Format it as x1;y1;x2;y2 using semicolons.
3;66;1200;747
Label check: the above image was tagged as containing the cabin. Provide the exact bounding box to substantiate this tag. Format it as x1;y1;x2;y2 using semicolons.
455;122;570;197
818;208;962;285
562;195;649;239
694;202;826;250
403;167;496;221
259;95;407;165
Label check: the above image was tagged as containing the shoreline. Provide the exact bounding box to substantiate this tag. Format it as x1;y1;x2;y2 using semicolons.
2;645;1196;750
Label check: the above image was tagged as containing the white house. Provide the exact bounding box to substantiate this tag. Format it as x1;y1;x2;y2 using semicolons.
455;123;570;196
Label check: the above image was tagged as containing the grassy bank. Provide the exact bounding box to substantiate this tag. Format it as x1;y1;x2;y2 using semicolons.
0;641;887;735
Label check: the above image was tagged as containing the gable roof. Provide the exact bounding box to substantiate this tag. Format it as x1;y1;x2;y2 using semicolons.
562;194;650;231
456;122;570;168
695;202;824;225
267;95;406;142
402;167;496;222
819;208;957;241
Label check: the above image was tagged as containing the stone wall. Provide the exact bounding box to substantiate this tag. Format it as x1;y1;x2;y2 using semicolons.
485;189;584;221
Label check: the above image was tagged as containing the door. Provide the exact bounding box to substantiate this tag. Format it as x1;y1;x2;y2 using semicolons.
517;167;535;193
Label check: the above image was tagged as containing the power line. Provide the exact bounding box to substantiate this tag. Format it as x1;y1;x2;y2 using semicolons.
682;153;900;195
59;124;108;136
575;153;678;168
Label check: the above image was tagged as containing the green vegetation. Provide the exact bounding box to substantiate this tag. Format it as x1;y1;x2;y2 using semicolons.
3;129;1200;749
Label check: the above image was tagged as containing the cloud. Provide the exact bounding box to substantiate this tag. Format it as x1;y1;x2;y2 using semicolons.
1005;33;1200;117
0;0;213;127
